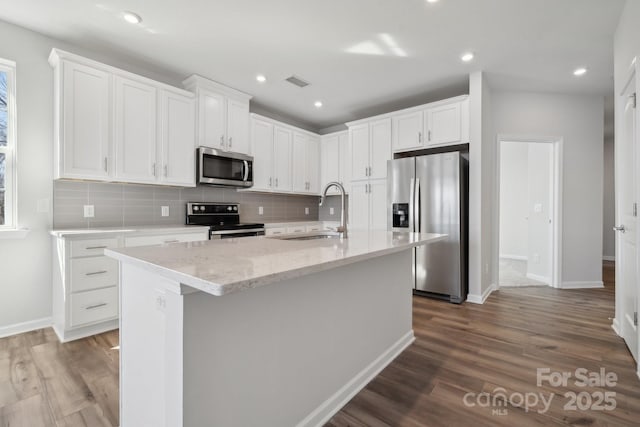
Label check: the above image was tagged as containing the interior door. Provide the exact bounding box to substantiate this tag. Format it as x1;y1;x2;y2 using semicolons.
617;79;638;362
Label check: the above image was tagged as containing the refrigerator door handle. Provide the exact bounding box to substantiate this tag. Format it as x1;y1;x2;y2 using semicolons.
414;178;421;233
409;178;415;232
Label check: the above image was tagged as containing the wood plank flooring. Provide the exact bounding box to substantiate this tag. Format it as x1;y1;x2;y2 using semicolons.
1;262;638;426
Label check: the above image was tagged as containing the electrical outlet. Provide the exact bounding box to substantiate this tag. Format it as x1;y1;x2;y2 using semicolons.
83;205;95;218
305;207;309;215
330;207;335;215
258;206;264;215
161;206;170;217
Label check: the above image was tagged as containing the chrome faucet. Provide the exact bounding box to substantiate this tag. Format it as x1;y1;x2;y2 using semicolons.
319;182;348;238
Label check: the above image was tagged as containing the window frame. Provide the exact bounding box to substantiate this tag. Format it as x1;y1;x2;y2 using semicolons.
0;58;17;230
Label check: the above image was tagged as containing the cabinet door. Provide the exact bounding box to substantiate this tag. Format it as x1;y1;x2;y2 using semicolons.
426;102;462;146
321;135;341;194
369;118;392;180
292;132;307;193
114;76;158;184
227;98;250;154
339;132;351;193
392;110;423;152
349;181;370;230
199;89;226;150
350;124;370;181
250;118;274;191
306;136;320;194
273;126;292;192
369;179;388;230
61;61;111;180
160;90;196;186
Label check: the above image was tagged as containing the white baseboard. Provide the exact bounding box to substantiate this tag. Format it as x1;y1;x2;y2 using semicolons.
467;283;497;304
560;281;604;289
612;318;621;336
299;330;415;427
53;319;119;343
0;317;52;339
603;256;616;262
499;254;528;261
526;273;551;285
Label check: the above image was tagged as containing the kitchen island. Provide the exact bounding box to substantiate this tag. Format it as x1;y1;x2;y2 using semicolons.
106;230;445;427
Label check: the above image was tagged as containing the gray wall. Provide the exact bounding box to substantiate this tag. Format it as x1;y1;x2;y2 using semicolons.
54;181;320;228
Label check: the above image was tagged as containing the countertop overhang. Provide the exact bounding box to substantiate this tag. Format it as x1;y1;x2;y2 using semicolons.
105;231;446;297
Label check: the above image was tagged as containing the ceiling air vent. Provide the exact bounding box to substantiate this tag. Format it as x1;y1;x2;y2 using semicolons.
285;75;310;88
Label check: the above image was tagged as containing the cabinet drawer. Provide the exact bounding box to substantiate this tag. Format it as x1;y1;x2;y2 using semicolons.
286;226;306;234
306;224;322;232
70;256;119;293
265;228;287;236
70;287;118;327
125;232;206;248
71;237;118;257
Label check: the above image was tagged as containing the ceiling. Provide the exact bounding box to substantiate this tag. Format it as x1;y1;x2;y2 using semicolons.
0;0;624;132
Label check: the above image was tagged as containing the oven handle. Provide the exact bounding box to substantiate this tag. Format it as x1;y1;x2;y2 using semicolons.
243;160;249;181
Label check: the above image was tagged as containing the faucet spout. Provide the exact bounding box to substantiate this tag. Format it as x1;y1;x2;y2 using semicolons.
319;182;348;238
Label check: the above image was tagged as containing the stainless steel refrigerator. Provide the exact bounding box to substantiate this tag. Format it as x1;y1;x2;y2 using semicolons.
387;151;468;303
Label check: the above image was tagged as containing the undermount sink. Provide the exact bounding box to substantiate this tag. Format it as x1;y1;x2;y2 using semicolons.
268;231;343;241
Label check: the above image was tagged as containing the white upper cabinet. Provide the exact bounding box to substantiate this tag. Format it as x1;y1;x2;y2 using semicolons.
50;49;198;187
292;132;320;194
306;136;320;194
369;118;392;180
159;89;196;186
350;124;370;181
273;126;293;192
183;75;252;156
321;134;340;186
113;75;158;184
425;101;462;146
56;60;111;180
250;117;274;191
392;111;423;152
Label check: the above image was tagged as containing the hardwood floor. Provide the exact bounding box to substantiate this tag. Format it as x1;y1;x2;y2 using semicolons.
1;262;638;426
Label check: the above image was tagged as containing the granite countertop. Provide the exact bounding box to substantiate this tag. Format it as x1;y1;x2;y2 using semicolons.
50;225;210;238
105;231;446;297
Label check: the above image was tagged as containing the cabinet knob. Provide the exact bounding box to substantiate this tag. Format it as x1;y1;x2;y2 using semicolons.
220;135;225;147
229;137;233;147
104;157;108;172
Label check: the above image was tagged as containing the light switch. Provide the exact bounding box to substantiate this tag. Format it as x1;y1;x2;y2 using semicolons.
83;205;95;218
161;206;170;217
305;207;309;215
330;207;335;215
258;206;264;215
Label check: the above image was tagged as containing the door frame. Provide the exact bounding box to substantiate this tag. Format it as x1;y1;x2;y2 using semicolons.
613;55;640;373
494;135;564;288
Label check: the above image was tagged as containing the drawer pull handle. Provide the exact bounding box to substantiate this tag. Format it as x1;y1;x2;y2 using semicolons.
86;303;107;310
86;245;108;250
163;240;179;244
85;270;108;276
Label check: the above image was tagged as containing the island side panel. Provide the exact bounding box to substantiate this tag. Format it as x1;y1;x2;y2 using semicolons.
182;250;414;427
119;263;184;427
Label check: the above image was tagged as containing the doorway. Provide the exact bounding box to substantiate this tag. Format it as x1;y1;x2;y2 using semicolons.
496;137;562;289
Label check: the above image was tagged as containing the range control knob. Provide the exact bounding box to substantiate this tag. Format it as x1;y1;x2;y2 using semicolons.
193;206;199;211
227;206;233;211
233;206;238;211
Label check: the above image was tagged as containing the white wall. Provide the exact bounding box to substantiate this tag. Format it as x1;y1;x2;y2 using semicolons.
603;139;615;260
499;142;529;259
0;20;189;334
492;91;604;286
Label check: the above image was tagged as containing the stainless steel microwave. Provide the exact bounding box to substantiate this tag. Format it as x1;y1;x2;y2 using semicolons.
197;147;253;188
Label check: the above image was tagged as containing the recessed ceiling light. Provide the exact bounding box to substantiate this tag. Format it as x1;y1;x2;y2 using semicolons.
314;101;323;108
461;52;474;62
427;0;440;3
573;67;587;76
123;11;142;24
256;75;266;83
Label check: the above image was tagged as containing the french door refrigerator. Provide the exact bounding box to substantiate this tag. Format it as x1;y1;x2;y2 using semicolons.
387;151;468;303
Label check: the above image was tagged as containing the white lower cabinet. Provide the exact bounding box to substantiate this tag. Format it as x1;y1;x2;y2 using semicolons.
349;179;387;231
52;228;208;342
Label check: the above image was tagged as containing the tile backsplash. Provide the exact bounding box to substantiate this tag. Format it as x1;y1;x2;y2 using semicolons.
53;181;320;229
318;195;348;222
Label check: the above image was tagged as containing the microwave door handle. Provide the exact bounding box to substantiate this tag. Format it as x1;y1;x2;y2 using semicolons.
243;160;249;181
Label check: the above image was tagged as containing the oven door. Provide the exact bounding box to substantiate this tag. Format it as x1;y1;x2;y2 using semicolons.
198;147;253;187
210;229;265;240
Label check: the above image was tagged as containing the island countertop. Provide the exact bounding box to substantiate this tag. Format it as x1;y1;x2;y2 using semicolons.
105;231;446;297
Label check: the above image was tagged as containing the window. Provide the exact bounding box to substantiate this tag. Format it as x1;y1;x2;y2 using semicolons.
0;58;16;229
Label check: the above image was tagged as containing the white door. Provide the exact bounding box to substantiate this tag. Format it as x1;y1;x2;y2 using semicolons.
292;132;307;193
339;132;351;193
227;99;250;154
425;102;462;146
392;110;423;152
273;126;292;192
349;181;369;230
113;76;157;184
307;136;320;194
321;135;340;194
369;179;388;230
160;90;195;186
61;61;111;180
199;89;226;150
617;81;638;361
250;118;274;191
350;124;370;181
369;118;392;180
